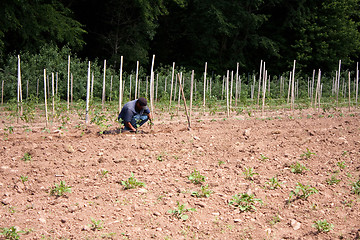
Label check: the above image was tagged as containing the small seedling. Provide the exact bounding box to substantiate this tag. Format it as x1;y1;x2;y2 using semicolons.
0;226;24;240
326;175;341;185
50;181;72;196
258;154;269;161
21;152;32;162
229;193;263;212
351;180;360;195
167;201;196;220
312;220;333;233
290;162;308;174
188;169;205;184
300;148;316;159
100;169;109;178
289;183;318;201
218;160;225;166
269;214;281;226
265;176;282;189
242;167;258;180
20;175;28;184
191;184;213;198
4;126;14;134
88;218;103;231
337;161;346;170
121;172;145;189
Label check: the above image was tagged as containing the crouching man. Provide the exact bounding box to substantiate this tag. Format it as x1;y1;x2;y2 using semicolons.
118;97;152;132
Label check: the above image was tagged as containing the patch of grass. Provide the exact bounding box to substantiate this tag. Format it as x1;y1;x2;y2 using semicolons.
0;226;24;240
326;175;341;185
100;169;109;178
229;193;263;212
20;175;28;184
50;181;72;197
121;172;145;189
290;162;308;174
88;218;103;231
191;184;213;198
168;201;196;221
265;176;282;190
21;152;32;162
188;169;205;184
351;180;360;195
258;154;269;161
312;220;333;233
337;161;346;170
289;183;318;201
300;148;316;159
242;167;258;180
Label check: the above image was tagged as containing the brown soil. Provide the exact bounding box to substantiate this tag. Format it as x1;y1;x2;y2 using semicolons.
1;108;360;240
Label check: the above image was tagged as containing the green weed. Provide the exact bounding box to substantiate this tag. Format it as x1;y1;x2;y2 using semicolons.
191;184;213;198
300;148;316;159
290;162;308;174
218;160;225;166
0;226;23;240
326;175;341;185
269;214;281;226
121;173;145;189
258;154;269;161
188;169;205;184
168;201;196;220
289;183;318;201
100;169;109;178
88;218;103;231
265;176;282;189
20;175;28;184
50;181;72;196
21;152;32;162
351;180;360;195
242;167;258;180
337;161;346;170
229;193;263;212
312;220;333;233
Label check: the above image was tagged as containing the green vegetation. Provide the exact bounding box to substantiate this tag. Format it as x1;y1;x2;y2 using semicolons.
337;161;347;170
0;226;23;240
290;162;308;174
258;154;269;161
168;201;196;221
100;169;109;178
88;218;103;231
300;148;316;159
121;173;145;189
229;193;263;212
326;175;341;185
265;177;282;190
242;167;258;180
188;169;206;184
21;152;32;162
50;181;72;197
351;180;360;195
20;175;28;184
191;184;213;198
289;183;318;201
312;220;333;233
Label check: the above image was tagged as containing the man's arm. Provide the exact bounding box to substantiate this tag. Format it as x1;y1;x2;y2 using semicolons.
148;112;152;122
125;121;137;132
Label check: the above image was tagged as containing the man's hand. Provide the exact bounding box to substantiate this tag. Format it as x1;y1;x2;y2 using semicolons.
125;122;137;132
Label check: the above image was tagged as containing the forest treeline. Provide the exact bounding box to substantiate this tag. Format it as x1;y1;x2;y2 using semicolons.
1;0;360;75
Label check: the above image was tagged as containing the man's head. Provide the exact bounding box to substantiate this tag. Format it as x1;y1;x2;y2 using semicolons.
136;97;147;110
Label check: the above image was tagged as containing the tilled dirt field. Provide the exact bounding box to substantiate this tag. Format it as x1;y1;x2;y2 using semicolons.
1;109;360;239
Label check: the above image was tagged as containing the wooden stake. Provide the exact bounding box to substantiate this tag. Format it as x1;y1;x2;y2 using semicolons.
85;61;91;124
52;72;55;119
178;73;191;130
203;62;207;109
235;63;239;106
169;62;175;110
67;55;70;111
348;71;351;111
102;59;106;109
177;72;182;115
291;60;296;111
336;60;341;107
150;54;155;116
230;71;233;108
257;60;263;105
119;56;123;112
135;61;139;99
43;69;48;126
262;70;267;114
226;70;230;118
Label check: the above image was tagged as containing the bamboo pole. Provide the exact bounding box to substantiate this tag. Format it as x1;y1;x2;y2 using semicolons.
203;62;207;109
70;73;73;105
1;80;3;105
173;73;177;101
169;62;175;110
177;72;182;115
311;70;315;106
102;59;107;109
67;55;70;111
356;62;359;105
150;54;155;116
178;73;191;130
230;71;234;108
257;60;263;105
119;56;123;112
47;75;50;100
226;70;230;118
110;75;113;101
291;60;296;111
314;69;321;111
85;61;91;124
348;71;351;111
52;72;55;119
287;72;292;104
190;70;194;119
17;55;23;116
43;69;48;126
135;61;139;99
336;60;341;107
262;70;267;114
